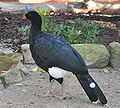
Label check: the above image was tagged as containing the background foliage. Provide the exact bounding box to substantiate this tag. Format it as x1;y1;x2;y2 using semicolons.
18;8;100;44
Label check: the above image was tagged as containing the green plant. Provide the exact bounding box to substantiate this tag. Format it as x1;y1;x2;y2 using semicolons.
18;15;100;44
73;18;99;43
18;25;30;36
36;8;50;16
42;18;99;44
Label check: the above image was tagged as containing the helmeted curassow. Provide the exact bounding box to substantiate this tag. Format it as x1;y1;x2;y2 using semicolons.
23;5;107;105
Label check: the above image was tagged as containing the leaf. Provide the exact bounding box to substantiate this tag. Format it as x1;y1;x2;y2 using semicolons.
73;40;79;43
16;83;23;86
103;69;109;73
30;101;35;104
1;71;7;73
32;67;39;72
21;89;26;92
67;75;74;78
37;68;45;72
103;82;109;86
32;68;44;72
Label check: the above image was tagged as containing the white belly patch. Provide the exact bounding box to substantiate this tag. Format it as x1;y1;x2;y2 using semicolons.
48;67;69;79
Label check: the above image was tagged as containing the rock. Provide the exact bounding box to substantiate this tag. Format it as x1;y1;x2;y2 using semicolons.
0;50;4;56
67;2;88;13
21;44;35;64
72;44;110;68
0;47;13;55
86;0;97;10
0;61;28;88
0;51;27;88
0;53;23;72
109;42;120;70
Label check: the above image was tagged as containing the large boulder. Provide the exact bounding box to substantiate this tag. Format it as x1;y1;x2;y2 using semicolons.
0;53;22;73
21;44;35;64
0;61;28;88
109;42;120;70
0;52;27;88
72;44;110;68
0;53;22;72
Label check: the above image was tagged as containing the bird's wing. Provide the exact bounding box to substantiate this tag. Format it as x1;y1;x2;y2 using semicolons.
33;34;88;74
54;45;88;74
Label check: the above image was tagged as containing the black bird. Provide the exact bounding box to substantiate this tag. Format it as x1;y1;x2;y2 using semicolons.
23;5;107;105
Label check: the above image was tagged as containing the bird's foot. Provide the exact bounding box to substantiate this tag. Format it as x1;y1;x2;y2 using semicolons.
54;94;72;100
92;100;99;104
103;104;108;107
92;100;108;107
37;92;54;98
54;95;67;100
43;93;53;97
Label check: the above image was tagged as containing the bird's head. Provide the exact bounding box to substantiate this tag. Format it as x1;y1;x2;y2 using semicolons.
23;5;42;23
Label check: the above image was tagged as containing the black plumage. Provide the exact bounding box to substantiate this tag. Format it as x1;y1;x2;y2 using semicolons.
24;8;107;105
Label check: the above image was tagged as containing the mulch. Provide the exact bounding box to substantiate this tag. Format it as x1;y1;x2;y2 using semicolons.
0;9;120;51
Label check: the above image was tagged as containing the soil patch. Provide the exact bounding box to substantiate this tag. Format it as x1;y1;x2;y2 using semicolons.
0;66;120;108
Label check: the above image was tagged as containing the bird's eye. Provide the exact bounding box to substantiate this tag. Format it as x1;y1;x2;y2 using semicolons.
28;14;31;17
29;14;31;16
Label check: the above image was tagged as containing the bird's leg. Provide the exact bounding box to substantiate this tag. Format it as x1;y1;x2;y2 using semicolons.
54;81;67;99
61;82;67;99
39;79;54;97
46;79;54;96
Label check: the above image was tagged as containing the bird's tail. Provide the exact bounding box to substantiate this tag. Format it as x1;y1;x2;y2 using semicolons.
75;74;107;105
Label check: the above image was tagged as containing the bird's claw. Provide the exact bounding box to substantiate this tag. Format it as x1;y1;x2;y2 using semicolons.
103;104;108;107
92;101;108;107
36;92;54;98
54;94;72;100
92;100;99;104
54;95;67;100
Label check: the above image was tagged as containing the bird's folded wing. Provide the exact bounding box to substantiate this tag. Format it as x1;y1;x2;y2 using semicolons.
34;43;88;74
55;45;88;74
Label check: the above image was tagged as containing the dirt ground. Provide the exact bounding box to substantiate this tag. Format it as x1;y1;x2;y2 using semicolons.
0;65;120;108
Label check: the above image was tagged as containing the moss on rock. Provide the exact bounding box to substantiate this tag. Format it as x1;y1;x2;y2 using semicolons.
72;44;110;68
0;53;22;73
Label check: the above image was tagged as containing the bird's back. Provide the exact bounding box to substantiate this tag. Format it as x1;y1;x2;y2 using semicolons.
29;31;71;70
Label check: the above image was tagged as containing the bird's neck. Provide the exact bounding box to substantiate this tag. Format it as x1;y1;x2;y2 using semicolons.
29;22;42;43
31;21;41;31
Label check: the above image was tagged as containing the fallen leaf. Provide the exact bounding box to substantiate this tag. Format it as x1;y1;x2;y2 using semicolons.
30;101;35;104
1;71;7;73
103;69;109;73
37;68;44;72
103;82;109;86
16;83;23;86
21;89;26;92
67;75;74;78
32;67;38;72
